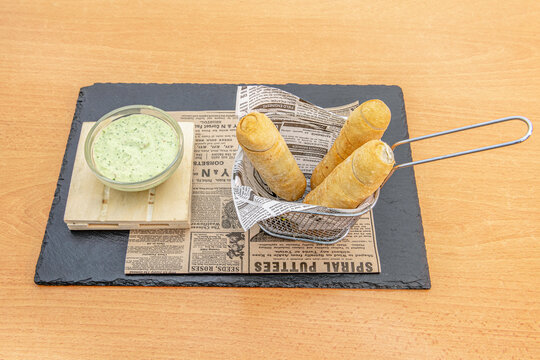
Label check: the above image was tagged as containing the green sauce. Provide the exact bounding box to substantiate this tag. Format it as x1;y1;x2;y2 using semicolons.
93;114;179;182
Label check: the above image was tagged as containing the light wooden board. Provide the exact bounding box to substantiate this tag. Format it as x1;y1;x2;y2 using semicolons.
64;120;194;230
1;1;539;359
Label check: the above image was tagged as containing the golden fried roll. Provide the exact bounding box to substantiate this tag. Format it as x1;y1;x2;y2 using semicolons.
304;140;394;209
236;112;306;201
310;99;391;189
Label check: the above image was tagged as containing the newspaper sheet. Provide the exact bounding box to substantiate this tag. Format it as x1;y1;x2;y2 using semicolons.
125;91;380;274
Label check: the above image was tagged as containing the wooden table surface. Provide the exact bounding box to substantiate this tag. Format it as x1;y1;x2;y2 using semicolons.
1;1;538;358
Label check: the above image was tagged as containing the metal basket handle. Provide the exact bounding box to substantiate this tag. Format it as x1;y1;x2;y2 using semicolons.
383;116;533;185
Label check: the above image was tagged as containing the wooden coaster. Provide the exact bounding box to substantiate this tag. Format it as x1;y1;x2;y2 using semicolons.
64;121;194;230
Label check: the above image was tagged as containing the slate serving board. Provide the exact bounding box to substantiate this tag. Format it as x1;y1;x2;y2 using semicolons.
34;83;430;289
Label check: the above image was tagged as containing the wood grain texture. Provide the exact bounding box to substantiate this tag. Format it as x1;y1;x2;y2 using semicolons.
0;0;538;359
65;121;194;230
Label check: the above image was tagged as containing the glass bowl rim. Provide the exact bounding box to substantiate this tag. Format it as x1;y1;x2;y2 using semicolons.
84;104;184;186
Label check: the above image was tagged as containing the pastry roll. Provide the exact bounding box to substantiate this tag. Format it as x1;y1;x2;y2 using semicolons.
310;99;391;189
304;140;394;209
236;112;306;201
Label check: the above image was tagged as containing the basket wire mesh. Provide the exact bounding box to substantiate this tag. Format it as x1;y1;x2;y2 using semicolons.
241;116;532;244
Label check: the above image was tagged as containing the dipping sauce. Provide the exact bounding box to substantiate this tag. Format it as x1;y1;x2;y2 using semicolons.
92;114;179;182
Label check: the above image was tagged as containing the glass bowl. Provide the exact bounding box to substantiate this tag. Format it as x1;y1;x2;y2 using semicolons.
84;105;184;192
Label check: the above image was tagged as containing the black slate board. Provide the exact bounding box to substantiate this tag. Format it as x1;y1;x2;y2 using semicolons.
34;83;430;289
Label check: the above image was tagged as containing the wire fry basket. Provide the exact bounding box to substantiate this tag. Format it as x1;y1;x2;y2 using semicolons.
237;116;532;244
